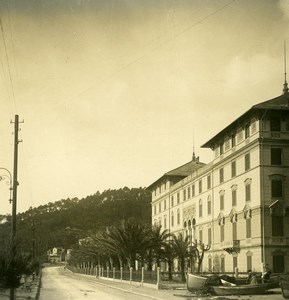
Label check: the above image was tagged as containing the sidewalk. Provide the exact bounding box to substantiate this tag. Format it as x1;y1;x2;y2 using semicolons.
0;275;41;300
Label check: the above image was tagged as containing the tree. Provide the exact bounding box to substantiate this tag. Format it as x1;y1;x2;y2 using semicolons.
100;219;152;270
193;240;211;274
148;225;171;270
171;233;190;282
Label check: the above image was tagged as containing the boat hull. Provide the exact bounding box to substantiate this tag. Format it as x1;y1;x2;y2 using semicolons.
187;274;208;291
210;283;268;296
281;280;289;299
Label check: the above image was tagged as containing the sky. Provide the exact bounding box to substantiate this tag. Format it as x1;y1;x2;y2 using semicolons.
0;0;289;214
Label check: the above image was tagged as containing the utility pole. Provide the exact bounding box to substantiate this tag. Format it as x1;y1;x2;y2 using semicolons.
11;114;19;242
10;114;23;300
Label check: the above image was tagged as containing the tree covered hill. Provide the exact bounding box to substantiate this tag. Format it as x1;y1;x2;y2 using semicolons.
0;187;151;260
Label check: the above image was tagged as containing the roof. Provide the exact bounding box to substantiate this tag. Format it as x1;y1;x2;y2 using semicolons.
147;157;206;191
252;91;289;110
202;89;289;149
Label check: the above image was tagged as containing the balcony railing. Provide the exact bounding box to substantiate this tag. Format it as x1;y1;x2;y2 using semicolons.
265;237;289;245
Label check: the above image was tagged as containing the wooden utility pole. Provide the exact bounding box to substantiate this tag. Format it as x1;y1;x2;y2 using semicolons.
10;114;23;300
11;114;19;242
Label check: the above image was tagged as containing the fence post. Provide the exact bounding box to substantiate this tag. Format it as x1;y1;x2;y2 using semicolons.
101;267;104;277
107;266;109;278
156;267;161;289
120;267;123;282
141;267;144;286
113;267;115;280
130;267;133;284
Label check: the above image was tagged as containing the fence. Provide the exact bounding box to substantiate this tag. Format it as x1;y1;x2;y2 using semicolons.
66;265;185;286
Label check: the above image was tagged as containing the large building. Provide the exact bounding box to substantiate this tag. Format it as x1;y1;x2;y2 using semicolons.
148;81;289;274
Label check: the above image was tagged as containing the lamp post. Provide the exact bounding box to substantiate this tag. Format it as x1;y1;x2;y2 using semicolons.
0;167;15;300
0;167;13;204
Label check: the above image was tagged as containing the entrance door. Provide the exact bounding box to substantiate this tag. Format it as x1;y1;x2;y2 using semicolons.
273;255;284;273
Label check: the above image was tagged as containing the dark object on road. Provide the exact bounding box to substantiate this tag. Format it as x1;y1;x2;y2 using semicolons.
281;276;289;299
209;283;268;296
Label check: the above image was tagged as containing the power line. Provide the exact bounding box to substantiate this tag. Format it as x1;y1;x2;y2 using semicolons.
48;0;238;113
0;13;17;112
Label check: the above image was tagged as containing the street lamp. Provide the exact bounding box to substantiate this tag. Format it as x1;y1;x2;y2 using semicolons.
0;167;13;204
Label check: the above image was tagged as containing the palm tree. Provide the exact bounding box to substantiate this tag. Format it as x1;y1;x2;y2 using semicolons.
148;225;171;270
159;241;174;281
101;219;152;270
171;233;190;282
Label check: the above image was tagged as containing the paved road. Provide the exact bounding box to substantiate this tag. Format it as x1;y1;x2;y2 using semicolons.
39;266;284;300
39;266;165;300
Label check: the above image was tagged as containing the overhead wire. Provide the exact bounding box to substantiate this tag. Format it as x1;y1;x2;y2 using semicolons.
0;9;17;113
47;0;238;113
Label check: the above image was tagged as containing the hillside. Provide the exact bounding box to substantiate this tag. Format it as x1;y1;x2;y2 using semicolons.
0;187;151;260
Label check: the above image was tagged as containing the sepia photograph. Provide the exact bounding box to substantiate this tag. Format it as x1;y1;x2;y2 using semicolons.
0;0;289;299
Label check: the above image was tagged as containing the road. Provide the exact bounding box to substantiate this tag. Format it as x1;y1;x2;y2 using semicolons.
39;266;284;300
39;266;167;300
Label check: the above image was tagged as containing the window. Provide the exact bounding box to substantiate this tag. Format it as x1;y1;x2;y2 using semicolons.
159;202;161;212
199;199;203;217
245;184;251;202
220;224;225;242
231;134;236;147
199;180;202;194
208;257;212;271
232;256;238;271
188;186;191;199
232;222;237;240
207;196;212;215
154;205;156;215
245;153;250;171
232;189;237;206
271;180;283;198
177;192;180;204
164;216;167;229
171;196;174;207
272;216;284;236
207;175;211;189
270;116;281;131
183;189;186;201
220;257;225;273
245;124;250;138
208;227;212;245
231;161;236;177
247;255;252;271
219;168;224;183
220;194;224;210
171;212;174;227
177;209;180;225
271;148;282;165
220;142;224;155
192;184;195;197
246;218;251;238
199;229;203;242
164;199;167;210
159;218;161;226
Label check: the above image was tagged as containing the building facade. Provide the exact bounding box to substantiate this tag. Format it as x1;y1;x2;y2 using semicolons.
148;83;289;274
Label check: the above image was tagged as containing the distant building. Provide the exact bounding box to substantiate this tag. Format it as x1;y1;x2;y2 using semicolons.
148;81;289;274
47;247;66;262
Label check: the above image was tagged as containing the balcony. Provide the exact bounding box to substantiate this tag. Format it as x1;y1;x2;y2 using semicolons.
265;237;289;246
222;240;240;254
271;132;281;138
